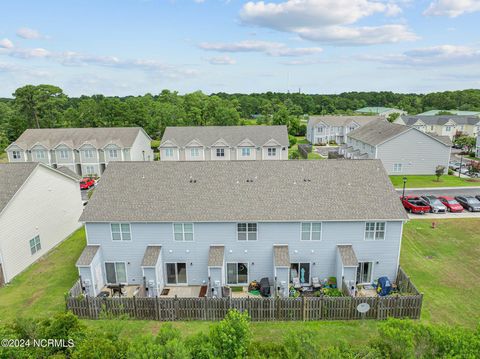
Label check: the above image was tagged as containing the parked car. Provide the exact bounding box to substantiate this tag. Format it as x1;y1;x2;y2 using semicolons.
400;195;431;214
420;195;447;213
454;196;480;212
438;196;464;213
449;161;462;170
476;195;480;202
80;177;95;190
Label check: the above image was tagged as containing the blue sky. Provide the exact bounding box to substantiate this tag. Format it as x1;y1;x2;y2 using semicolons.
0;0;479;97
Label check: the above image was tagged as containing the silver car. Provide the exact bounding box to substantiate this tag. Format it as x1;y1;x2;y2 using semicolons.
420;195;447;213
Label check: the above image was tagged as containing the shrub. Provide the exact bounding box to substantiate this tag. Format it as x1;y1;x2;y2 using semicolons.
283;330;319;359
185;332;216;359
156;323;181;345
288;135;297;147
289;150;300;159
209;309;251;359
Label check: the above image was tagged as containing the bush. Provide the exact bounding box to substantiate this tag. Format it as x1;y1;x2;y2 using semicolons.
288;135;297;147
156;323;181;345
289;150;300;159
209;310;251;359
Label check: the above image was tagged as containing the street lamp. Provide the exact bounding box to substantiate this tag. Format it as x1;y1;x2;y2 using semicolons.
402;177;407;199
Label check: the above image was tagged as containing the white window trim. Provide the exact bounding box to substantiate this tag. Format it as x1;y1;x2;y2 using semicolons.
110;223;132;241
165;262;188;286
104;261;128;284
226;262;249;285
29;235;41;255
267;147;277;157
216;148;225;157
173;223;194;241
290;262;312;286
364;222;386;241
59;149;69;159
190;147;200;157
236;222;258;241
12;150;21;160
393;163;402;173
300;222;322;241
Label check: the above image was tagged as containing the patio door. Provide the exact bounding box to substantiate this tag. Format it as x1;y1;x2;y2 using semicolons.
226;263;248;285
356;262;373;284
166;263;187;285
290;263;310;285
105;262;127;284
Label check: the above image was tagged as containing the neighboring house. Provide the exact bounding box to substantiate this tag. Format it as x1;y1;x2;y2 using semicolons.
396;115;480;140
0;163;83;285
340;120;452;175
76;160;407;298
306;116;383;145
417;110;480;116
159;126;289;161
476;136;480;158
5;127;153;176
355;107;406;117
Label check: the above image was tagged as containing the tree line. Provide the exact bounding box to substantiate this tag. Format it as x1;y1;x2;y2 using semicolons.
1;85;480;151
0;310;479;358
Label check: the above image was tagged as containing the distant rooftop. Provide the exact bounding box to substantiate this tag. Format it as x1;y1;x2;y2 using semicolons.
417;110;480;116
356;107;404;115
308;115;383;127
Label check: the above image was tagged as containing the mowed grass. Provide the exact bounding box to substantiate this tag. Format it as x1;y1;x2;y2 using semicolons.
0;227;86;324
0;152;7;163
390;175;480;188
401;219;480;328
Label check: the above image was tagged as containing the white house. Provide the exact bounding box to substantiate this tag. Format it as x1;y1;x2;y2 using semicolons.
5;127;153;177
159;125;289;161
340;120;452;175
75;160;407;298
396;115;480;140
476;135;480;158
306;116;383;145
355;107;406;117
0;163;83;285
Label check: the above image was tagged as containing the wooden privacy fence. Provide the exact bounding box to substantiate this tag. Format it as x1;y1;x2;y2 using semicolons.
66;292;422;321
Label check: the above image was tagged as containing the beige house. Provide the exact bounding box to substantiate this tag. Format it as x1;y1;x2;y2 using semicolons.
0;163;83;285
160;126;289;161
5;127;153;177
396;115;480;140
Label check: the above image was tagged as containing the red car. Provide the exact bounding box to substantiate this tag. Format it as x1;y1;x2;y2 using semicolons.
80;177;95;190
438;196;464;213
400;195;431;214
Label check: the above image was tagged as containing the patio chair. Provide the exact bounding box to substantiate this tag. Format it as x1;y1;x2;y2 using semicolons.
312;277;321;289
292;277;301;289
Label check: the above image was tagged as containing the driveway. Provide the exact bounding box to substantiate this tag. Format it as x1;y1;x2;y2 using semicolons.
395;187;480;197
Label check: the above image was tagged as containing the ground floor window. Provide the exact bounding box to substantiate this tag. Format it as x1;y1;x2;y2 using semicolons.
105;262;127;284
166;263;187;285
393;163;402;173
290;263;310;285
226;262;248;285
356;262;373;284
85;165;95;175
29;235;41;255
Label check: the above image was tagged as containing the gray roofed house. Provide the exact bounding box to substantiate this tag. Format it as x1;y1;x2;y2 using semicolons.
5;127;154;177
0;162;38;214
306;115;384;145
341;120;452;175
80;160;407;223
159;125;289;161
56;166;82;181
75;158;408;299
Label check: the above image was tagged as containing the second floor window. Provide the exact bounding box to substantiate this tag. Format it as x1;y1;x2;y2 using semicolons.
267;148;277;157
445;126;451;132
301;222;321;241
111;223;131;241
393;163;402;173
241;148;251;156
109;149;118;158
12;150;21;159
216;148;225;157
59;149;69;159
190;148;200;157
174;223;194;241
36;150;46;159
365;222;385;240
165;148;174;157
237;223;257;240
84;149;94;158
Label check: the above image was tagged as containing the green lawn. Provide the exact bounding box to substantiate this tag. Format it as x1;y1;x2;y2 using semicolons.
0;152;7;163
390;175;480;188
0;227;86;324
1;220;479;341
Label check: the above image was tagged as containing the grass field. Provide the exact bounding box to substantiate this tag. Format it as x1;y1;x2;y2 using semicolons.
1;219;478;342
390;175;480;188
0;152;7;163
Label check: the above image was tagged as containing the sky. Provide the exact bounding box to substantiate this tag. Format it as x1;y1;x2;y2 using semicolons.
0;0;479;97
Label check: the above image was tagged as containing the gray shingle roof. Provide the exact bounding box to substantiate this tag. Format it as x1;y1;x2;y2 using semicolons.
141;246;161;267
160;125;289;147
208;245;224;267
348;120;452;147
76;245;100;266
337;245;358;267
56;166;82;181
0;162;38;214
308;116;383;128
274;245;290;267
10;127;147;150
80;160;407;222
401;115;480;126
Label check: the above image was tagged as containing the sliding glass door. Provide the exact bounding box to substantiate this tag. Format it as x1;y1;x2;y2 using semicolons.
356;262;373;284
226;263;248;285
290;263;311;285
105;262;127;284
166;263;187;285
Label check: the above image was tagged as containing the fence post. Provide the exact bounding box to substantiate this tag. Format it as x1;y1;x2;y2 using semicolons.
133;296;137;318
174;295;179;321
302;296;305;321
155;296;160;321
204;296;207;320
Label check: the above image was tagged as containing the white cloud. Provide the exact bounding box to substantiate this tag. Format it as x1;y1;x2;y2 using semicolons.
16;27;46;40
0;38;14;49
239;0;417;45
423;0;480;17
361;45;480;66
206;55;236;65
199;40;322;56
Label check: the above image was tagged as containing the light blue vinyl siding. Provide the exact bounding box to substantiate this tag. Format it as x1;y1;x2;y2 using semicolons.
85;220;403;287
